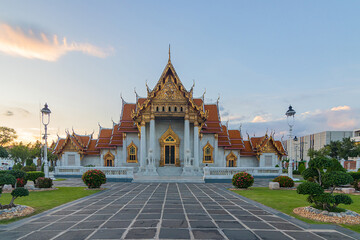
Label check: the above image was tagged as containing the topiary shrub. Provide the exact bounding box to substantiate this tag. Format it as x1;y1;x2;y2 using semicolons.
8;187;29;208
349;172;360;184
322;171;353;193
16;178;27;188
298;162;306;174
82;169;106;188
35;177;53;188
301;168;319;182
26;171;45;184
0;174;16;195
273;176;294;188
8;169;27;180
232;172;254;189
22;165;36;172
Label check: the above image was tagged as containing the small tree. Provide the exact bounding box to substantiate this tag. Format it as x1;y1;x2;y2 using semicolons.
8;187;29;208
0;127;17;146
0;146;8;158
322;171;353;194
8;143;32;166
0;173;16;209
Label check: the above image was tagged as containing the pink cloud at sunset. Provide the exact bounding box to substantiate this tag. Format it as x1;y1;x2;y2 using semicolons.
0;23;114;61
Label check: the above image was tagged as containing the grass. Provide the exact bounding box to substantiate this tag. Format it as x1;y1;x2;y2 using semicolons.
0;187;101;224
53;178;66;181
232;187;360;233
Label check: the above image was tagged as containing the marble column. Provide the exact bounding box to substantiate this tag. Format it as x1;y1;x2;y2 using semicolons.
150;117;155;152
122;133;127;165
140;121;146;170
214;134;220;166
184;114;190;163
194;122;199;168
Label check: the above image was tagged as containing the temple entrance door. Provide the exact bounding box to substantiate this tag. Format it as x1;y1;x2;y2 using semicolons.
164;145;176;165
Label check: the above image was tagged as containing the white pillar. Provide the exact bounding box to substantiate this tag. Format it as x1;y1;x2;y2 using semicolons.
122;133;127;164
194;124;199;168
340;159;346;168
214;134;219;166
356;158;360;171
288;128;293;179
150;118;155;152
184;117;190;161
140;121;146;170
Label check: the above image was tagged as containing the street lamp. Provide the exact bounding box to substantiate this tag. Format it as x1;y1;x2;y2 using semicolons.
41;103;51;178
293;136;298;170
285;105;296;179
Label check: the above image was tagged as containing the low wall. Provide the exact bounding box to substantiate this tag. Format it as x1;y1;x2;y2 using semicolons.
55;166;134;182
203;167;281;183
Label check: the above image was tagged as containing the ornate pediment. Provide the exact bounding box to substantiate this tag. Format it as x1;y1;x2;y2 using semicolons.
154;76;186;101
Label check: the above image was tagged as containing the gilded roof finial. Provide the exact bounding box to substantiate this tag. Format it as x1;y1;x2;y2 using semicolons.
168;44;171;62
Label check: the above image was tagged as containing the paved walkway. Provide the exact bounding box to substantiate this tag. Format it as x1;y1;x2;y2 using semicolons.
0;180;359;240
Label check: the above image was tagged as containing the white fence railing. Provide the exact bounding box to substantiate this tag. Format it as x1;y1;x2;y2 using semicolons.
203;167;282;179
55;166;134;179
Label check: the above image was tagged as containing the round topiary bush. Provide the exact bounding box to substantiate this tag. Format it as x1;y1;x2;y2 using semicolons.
232;172;254;189
273;176;294;188
82;169;106;189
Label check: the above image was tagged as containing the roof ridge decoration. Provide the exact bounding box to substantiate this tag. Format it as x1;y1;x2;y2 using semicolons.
131;55;208;125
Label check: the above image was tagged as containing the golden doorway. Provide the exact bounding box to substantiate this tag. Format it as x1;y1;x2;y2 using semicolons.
159;126;180;166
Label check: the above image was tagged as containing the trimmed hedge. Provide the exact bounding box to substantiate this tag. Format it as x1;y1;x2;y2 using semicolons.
26;171;45;184
232;172;254;189
273;176;294;188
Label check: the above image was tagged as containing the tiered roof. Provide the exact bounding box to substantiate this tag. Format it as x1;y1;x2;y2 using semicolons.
52;56;286;159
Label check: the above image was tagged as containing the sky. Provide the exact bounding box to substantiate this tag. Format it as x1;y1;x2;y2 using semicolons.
0;1;359;143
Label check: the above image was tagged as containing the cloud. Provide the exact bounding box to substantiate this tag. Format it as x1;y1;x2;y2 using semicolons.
4;110;13;116
0;23;114;61
330;105;351;111
251;115;267;123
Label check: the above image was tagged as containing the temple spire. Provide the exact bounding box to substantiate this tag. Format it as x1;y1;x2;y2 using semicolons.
168;44;171;62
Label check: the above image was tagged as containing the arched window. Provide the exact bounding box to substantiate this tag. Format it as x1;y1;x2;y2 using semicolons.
156;106;159;112
180;107;183;112
127;142;138;163
203;142;214;163
226;152;237;167
162;106;165;112
168;106;171;112
103;151;114;167
174;106;177;112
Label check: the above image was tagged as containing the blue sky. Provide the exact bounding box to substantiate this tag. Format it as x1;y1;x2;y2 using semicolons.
0;1;359;142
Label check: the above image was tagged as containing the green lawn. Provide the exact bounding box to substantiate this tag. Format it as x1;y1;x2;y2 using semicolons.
53;178;66;181
232;187;360;233
0;187;101;224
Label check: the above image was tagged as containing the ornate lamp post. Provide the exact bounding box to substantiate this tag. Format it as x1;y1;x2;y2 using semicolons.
41;103;51;178
285;105;296;179
293;136;298;170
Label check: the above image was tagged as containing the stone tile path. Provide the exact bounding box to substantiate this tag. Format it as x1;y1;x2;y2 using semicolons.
0;181;359;240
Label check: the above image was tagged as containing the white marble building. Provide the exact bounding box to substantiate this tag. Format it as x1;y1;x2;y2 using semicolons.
52;56;286;179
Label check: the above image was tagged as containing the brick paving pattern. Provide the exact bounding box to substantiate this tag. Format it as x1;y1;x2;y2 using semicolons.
0;181;358;239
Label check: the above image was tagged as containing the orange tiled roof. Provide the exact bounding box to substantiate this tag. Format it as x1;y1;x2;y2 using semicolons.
96;128;115;149
84;139;100;155
110;123;123;146
119;103;138;133
193;98;203;107
218;125;231;147
241;140;257;156
201;104;222;134
226;130;245;150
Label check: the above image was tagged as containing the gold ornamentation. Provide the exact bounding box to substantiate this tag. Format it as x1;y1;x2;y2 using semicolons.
203;142;214;163
103;151;115;167
159;126;180;167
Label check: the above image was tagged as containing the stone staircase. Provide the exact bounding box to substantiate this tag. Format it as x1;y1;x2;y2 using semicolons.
132;166;204;183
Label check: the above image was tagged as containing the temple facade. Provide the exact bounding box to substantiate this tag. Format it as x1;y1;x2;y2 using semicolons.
52;56;286;178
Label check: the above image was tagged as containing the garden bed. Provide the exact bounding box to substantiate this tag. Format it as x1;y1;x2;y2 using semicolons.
293;206;360;224
0;205;34;220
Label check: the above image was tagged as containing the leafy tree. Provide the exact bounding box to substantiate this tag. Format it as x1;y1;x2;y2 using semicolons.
325;137;360;160
0;127;17;146
8;142;32;166
0;146;8;158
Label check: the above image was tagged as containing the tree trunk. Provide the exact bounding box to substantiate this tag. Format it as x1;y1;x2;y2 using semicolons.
317;169;322;186
9;196;17;208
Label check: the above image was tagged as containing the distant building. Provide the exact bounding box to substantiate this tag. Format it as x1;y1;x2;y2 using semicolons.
284;131;353;164
0;158;14;170
351;129;360;144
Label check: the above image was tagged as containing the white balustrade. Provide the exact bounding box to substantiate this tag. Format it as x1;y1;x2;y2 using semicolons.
55;166;134;179
203;167;282;179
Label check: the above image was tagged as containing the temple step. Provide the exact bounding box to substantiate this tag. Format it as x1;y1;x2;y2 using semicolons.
132;175;204;183
156;166;183;176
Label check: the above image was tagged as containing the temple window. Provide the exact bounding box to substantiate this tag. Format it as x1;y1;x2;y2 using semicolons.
180;107;183;112
127;142;138;163
162;106;165;112
174;106;177;112
169;106;171;112
203;142;214;163
103;152;115;167
156;106;159;112
226;152;237;167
